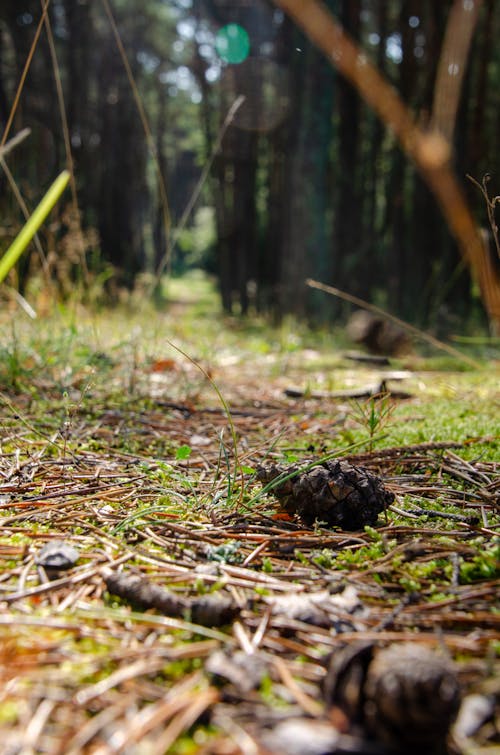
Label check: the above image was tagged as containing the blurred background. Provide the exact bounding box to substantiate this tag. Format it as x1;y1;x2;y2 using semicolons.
0;0;499;332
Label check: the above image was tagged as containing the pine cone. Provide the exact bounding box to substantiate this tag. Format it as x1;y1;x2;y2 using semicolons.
257;459;394;530
347;310;410;355
324;642;462;754
363;643;461;752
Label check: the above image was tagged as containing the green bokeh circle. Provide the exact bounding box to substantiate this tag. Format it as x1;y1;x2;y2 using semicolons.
215;24;250;64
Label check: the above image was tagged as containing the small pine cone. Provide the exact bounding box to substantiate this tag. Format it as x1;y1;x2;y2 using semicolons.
324;642;461;753
363;644;461;752
257;459;394;530
347;310;410;355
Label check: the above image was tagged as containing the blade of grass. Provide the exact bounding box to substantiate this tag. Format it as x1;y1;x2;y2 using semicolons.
0;170;70;284
0;132;50;281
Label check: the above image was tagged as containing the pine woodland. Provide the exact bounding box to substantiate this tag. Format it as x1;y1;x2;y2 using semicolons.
1;0;499;328
0;3;498;754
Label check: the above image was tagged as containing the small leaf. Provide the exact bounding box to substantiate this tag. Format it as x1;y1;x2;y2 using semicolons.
175;444;192;460
150;358;177;372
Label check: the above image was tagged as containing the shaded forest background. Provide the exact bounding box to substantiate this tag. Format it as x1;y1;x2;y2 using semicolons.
0;0;499;331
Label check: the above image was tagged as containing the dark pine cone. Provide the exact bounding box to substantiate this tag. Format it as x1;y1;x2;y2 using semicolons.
257;459;394;530
324;642;462;754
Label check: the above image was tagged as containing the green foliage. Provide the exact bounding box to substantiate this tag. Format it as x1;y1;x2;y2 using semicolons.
0;338;35;393
175;208;216;273
0;701;19;726
259;673;289;708
294;549;309;565
333;540;393;568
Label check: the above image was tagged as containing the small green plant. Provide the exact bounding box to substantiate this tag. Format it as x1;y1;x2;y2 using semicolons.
175;444;192;461
312;548;337;568
294;549;309;565
262;557;273;573
333;539;394;568
349;392;395;451
0;339;34;392
399;575;422;593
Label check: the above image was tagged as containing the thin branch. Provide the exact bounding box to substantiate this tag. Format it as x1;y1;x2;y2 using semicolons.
0;128;31;159
467;173;500;260
1;0;51;147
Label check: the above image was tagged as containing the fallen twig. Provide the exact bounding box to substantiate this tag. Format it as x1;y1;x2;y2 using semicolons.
102;568;241;626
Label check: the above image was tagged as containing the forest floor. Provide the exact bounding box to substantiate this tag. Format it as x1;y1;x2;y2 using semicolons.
0;274;498;754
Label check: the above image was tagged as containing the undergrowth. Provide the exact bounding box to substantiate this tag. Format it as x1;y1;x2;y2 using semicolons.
0;273;498;753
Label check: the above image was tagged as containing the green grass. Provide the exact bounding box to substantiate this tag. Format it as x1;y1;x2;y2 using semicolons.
1;272;498;470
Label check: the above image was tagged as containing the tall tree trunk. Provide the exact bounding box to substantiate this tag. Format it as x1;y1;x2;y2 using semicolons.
64;0;93;224
262;3;335;321
97;39;147;289
280;36;335;319
213;126;258;314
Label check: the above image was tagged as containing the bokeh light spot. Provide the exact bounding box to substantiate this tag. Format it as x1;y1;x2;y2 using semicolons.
215;24;250;64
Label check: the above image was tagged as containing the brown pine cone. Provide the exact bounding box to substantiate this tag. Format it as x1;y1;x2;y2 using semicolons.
257;459;394;530
324;642;462;754
362;643;461;752
347;310;410;355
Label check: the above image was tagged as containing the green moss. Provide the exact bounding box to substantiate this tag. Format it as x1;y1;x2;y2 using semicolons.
0;700;20;725
459;543;499;583
333;540;393;568
312;548;337;568
262;557;273;573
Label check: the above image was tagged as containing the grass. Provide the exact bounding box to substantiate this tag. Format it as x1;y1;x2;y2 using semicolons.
0;272;498;752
